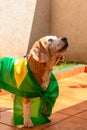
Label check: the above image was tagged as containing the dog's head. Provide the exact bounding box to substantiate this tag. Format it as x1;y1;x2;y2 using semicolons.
29;36;68;65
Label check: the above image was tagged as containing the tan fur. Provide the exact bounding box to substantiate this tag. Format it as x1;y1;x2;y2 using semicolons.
22;36;68;128
13;36;68;127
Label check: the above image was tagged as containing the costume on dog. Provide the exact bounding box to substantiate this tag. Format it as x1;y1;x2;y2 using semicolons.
0;56;59;125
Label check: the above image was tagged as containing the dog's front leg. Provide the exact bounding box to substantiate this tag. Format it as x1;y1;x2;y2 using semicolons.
23;98;33;128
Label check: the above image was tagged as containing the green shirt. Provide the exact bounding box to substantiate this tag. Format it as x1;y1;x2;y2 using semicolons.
0;56;59;125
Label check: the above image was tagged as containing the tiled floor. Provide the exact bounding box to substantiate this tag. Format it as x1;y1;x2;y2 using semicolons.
0;72;87;130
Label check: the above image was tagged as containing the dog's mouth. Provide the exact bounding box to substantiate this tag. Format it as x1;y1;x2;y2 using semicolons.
59;44;68;52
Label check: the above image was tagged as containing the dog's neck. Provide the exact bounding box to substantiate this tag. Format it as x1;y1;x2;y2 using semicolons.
28;55;59;90
28;56;55;90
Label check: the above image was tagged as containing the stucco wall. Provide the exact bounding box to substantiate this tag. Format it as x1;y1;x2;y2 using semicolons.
1;0;87;63
0;0;50;56
27;0;51;52
51;0;87;63
0;0;37;56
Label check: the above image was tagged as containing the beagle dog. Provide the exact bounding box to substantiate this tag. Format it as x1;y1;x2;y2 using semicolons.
23;36;68;127
0;36;68;128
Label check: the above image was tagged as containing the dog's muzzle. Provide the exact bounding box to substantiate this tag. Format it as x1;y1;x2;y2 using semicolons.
61;37;68;47
59;37;68;51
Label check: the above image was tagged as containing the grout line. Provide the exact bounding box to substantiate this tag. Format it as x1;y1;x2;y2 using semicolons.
0;108;13;112
0;122;21;129
41;116;72;130
57;109;87;119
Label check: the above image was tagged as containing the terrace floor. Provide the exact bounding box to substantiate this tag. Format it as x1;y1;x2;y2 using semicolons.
0;66;87;130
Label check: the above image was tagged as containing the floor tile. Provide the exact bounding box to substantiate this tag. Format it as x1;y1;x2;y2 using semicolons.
44;116;87;130
50;112;69;122
21;112;69;130
0;107;9;112
75;110;87;120
0;123;19;130
0;93;13;101
0;109;13;126
53;95;84;113
0;109;69;130
0;90;9;96
0;96;13;109
62;89;87;100
59;101;87;116
58;73;87;101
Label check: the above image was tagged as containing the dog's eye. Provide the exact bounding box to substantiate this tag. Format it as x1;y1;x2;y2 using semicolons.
48;39;54;42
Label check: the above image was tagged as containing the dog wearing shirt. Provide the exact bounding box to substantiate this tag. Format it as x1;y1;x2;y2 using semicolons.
0;36;68;127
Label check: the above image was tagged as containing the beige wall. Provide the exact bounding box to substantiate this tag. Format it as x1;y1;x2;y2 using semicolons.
1;0;87;63
0;0;50;56
0;0;37;56
51;0;87;63
27;0;51;52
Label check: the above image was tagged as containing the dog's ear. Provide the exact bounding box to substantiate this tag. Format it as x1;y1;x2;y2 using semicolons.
29;40;50;63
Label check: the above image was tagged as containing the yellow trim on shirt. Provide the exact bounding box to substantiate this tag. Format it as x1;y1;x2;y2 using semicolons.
14;58;28;87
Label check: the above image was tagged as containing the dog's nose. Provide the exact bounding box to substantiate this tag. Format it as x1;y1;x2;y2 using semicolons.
61;37;68;47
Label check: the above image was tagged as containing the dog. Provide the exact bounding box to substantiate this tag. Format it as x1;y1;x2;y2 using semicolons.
20;36;68;127
0;36;68;127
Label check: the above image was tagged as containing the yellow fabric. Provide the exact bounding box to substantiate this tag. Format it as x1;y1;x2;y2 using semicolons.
14;58;28;87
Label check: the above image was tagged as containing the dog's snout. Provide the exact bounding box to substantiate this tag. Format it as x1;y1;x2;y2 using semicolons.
61;37;67;42
61;37;68;47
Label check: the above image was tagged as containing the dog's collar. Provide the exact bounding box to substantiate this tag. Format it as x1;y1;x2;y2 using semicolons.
23;54;28;58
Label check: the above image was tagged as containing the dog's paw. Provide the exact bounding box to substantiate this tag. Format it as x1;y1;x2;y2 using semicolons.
24;119;34;128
